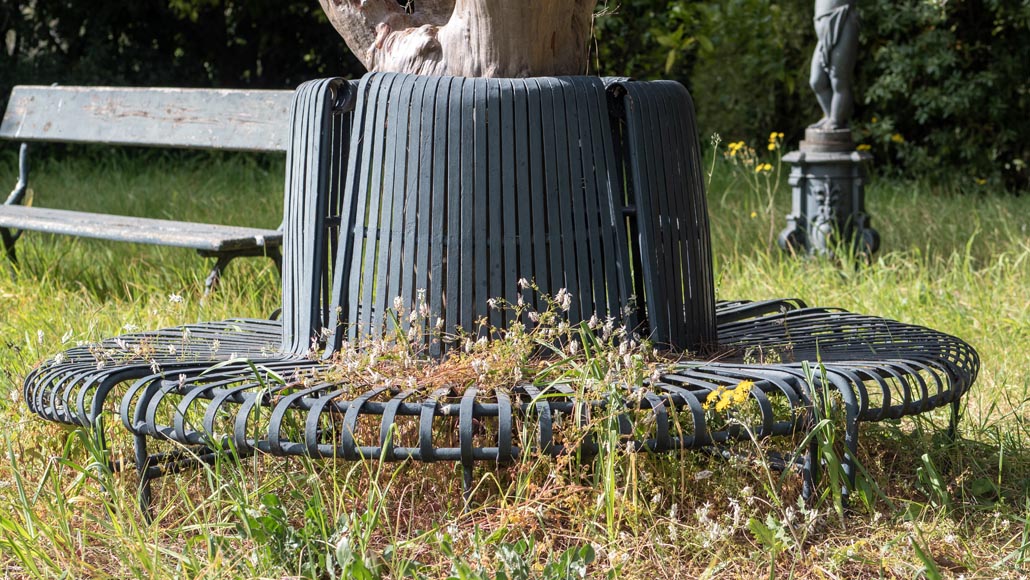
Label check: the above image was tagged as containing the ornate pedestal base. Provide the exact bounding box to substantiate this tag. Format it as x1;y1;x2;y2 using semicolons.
778;128;879;256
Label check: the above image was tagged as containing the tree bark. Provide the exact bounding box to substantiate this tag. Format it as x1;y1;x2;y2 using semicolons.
318;0;598;77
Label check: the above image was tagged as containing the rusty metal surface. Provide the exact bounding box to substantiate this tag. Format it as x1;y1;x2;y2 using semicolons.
0;86;294;152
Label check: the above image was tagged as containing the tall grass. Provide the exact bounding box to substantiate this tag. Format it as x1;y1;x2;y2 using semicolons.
0;147;1028;578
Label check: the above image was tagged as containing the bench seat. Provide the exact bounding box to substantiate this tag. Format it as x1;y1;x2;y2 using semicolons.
20;73;979;517
0;205;281;253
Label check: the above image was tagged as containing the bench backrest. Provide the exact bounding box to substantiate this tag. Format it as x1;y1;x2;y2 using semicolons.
0;86;294;152
307;72;716;355
279;78;357;355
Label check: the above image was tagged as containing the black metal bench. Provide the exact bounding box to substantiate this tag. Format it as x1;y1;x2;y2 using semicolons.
0;85;294;291
21;73;979;515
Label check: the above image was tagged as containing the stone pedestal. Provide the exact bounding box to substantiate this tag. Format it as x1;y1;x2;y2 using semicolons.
778;128;879;257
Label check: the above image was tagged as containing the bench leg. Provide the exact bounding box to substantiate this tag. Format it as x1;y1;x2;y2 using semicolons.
947;397;962;442
268;246;283;276
0;226;17;280
203;255;235;296
134;433;155;522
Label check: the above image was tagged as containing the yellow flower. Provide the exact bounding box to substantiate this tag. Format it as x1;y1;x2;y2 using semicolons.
704;387;724;410
750;211;758;219
703;380;754;412
732;380;753;405
976;177;987;185
767;143;777;151
891;133;905;144
871;116;878;123
856;144;872;151
755;163;773;173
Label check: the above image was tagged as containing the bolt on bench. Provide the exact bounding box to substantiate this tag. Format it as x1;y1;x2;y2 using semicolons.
0;85;295;291
21;74;979;515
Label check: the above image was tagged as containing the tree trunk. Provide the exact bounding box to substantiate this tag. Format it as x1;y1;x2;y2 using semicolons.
318;0;598;77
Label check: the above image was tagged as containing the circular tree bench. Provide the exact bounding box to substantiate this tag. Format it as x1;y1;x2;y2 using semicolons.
22;73;979;514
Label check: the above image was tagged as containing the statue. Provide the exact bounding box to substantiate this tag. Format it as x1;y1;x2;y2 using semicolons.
780;0;878;259
809;0;859;130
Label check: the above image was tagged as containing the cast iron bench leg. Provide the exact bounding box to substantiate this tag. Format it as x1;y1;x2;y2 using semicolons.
203;255;235;296
203;247;282;295
135;432;155;522
948;398;962;442
1;226;17;280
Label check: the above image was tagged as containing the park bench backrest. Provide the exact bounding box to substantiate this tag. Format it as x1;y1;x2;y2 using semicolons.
605;79;716;349
319;72;717;355
0;86;294;152
280;78;357;355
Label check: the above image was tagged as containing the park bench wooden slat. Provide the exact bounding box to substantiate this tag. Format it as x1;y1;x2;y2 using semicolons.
0;86;294;152
0;204;280;252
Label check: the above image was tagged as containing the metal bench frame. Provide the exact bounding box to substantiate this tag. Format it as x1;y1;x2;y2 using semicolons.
20;74;979;515
0;85;297;291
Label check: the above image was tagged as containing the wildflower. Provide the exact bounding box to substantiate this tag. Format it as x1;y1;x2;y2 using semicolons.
487;298;498;309
393;296;403;312
168;293;183;304
518;277;529;290
435;317;444;330
891;133;905;144
528;311;540;323
555;288;572;312
871;116;878;123
694;470;713;481
754;163;773;173
856;144;872;151
750;211;758;219
36;329;44;344
123;323;139;332
703;380;753;411
726;140;746;157
567;340;579;356
588;314;599;329
975;177;987;185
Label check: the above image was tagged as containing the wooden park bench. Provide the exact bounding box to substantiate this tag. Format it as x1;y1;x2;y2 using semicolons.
0;85;295;291
21;74;979;515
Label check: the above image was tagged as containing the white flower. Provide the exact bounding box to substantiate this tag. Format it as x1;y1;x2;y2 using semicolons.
567;340;579;356
168;293;183;304
555;288;572;311
393;296;403;311
518;277;529;289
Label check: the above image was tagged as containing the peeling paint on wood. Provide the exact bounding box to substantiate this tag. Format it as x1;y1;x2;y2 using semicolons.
0;86;294;152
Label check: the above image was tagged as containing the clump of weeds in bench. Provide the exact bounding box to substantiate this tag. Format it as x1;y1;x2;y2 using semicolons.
2;151;1030;577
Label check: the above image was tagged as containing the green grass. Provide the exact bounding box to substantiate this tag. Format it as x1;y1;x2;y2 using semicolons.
0;147;1028;578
